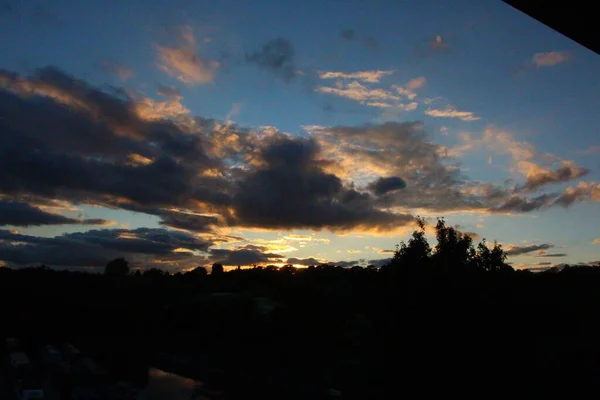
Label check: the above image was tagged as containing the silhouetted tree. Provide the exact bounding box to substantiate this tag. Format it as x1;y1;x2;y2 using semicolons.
211;263;224;275
187;266;208;277
392;216;431;268
432;217;475;272
143;268;166;279
104;258;129;277
474;239;511;272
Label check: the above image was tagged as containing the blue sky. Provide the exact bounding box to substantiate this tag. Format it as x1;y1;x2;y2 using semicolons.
0;0;598;271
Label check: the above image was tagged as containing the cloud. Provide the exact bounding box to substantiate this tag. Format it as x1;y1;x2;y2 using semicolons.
156;25;219;85
230;135;414;232
505;243;553;256
463;231;480;241
286;257;322;266
0;200;110;227
0;66;230;216
283;234;330;243
532;51;571;67
307;122;472;211
368;258;392;267
553;181;600;207
2;65;599;268
0;228;210;268
490;181;600;213
367;176;407;196
318;70;394;83
370;247;395;254
424;105;480;121
157;210;219;232
393;77;426;100
447;127;591;193
245;38;296;83
536;251;567;258
316;80;400;105
580;145;600;156
100;61;134;82
209;248;283;266
517;160;589;192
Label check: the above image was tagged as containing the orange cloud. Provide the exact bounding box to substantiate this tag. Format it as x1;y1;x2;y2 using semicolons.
532;51;571;67
424;105;480;121
318;70;395;83
156;26;219;85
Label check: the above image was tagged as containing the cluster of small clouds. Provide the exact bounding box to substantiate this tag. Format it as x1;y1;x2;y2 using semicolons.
315;68;480;122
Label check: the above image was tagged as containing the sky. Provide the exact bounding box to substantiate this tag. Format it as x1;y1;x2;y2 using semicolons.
0;0;599;272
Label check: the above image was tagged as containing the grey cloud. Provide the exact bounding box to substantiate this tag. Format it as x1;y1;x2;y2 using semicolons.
332;260;361;268
245;38;297;83
286;257;322;266
367;176;407;196
491;194;555;213
505;244;553;256
368;258;392;267
0;228;208;268
314;122;476;211
157;210;219;232
378;249;395;254
0;67;231;212
537;253;567;258
463;231;480;241
520;162;589;192
491;180;600;213
209;248;283;266
231;136;414;231
0;200;109;227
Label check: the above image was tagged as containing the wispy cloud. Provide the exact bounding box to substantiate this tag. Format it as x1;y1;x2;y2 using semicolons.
579;145;600;155
316;81;400;104
393;76;426;100
319;70;394;83
424;105;480;121
505;243;554;256
156;25;219;85
532;51;571;67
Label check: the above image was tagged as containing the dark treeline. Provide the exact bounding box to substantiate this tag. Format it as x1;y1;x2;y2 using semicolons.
2;217;600;398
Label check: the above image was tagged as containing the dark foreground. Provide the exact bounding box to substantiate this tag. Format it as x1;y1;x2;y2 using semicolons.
2;261;600;398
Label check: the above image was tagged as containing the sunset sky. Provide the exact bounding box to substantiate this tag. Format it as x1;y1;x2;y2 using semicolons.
0;0;599;272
